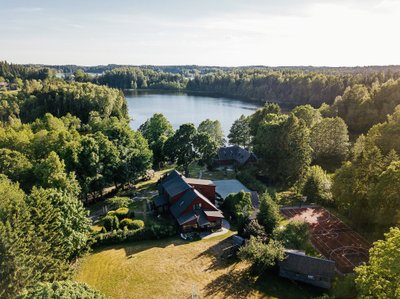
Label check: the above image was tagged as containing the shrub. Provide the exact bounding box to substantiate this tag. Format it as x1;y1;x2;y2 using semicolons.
106;196;131;209
92;223;177;247
257;193;280;235
102;215;119;231
273;220;309;250
18;281;108;299
276;191;304;206
222;191;252;220
238;236;285;274
331;274;357;299
107;207;130;220
120;218;144;230
240;218;267;240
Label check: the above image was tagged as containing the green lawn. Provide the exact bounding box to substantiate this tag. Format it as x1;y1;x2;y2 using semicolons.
188;162;236;180
75;233;323;299
134;167;174;191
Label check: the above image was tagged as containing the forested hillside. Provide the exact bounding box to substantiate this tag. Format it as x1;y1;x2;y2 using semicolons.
0;67;153;297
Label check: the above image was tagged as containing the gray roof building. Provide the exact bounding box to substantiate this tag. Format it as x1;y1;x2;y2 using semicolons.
279;249;336;289
161;171;191;198
216;145;257;166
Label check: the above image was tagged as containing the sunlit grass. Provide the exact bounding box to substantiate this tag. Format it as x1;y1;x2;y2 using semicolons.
188;161;236;180
75;233;322;299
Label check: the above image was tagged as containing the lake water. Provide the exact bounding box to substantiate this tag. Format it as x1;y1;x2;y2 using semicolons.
126;91;261;137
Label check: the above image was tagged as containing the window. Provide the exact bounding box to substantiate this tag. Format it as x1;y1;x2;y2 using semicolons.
193;203;202;210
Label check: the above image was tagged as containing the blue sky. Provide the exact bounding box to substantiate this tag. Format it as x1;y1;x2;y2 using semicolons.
1;0;399;66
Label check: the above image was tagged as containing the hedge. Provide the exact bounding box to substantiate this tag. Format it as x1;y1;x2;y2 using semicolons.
92;224;177;247
120;218;145;230
102;215;119;231
106;196;131;209
107;207;131;220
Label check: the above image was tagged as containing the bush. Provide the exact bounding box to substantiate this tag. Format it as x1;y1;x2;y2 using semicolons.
106;196;131;209
18;281;108;299
92;223;177;247
107;207;130;220
120;218;144;230
273;220;309;250
257;193;280;235
238;236;285;274
102;215;119;231
240;218;267;240
331;274;357;299
276;191;304;206
222;191;252;220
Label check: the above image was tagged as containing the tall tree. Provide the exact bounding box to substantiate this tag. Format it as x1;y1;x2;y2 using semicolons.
253;113;312;186
257;193;280;235
33;151;80;195
139;113;174;167
0;176;69;298
197;119;225;146
0;148;33;188
292;104;322;128
355;227;400;298
228;115;251;147
165;123;197;176
301;165;333;205
249;103;281;136
310;117;349;167
27;187;90;260
194;132;219;168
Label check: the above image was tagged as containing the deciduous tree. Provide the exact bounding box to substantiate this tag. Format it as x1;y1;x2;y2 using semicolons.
355;227;400;298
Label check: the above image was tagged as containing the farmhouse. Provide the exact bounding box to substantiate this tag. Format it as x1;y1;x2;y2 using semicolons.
154;170;224;232
279;249;336;289
214;145;257;167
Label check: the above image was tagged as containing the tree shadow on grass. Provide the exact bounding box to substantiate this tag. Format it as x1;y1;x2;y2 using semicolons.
204;268;325;299
123;237;187;257
92;237;187;258
191;236;240;271
203;267;256;298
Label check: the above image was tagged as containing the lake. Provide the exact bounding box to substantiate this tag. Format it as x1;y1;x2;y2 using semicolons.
126;91;261;137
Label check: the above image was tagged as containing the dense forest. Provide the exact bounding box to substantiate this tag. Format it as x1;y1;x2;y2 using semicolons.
1;61;400;298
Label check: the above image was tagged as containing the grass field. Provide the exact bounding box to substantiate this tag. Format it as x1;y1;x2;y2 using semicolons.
188;162;236;180
75;233;322;299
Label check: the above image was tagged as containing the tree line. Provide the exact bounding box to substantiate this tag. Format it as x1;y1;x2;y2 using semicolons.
0;79;128;123
0;77;154;297
95;67;188;90
0;61;54;81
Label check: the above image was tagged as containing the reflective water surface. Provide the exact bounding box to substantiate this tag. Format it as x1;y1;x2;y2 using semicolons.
126;91;261;136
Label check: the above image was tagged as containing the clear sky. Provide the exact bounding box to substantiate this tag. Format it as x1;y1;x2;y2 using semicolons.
1;0;399;66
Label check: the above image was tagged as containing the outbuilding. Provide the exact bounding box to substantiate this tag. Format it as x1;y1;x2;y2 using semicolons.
279;249;336;289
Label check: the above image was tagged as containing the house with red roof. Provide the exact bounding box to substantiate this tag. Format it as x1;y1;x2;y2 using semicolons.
154;170;224;232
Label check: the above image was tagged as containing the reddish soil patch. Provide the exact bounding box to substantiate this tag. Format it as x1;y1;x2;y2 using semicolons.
281;206;370;273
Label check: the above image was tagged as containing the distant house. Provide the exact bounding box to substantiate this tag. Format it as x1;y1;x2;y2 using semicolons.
154;170;224;232
279;250;336;289
214;145;257;168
